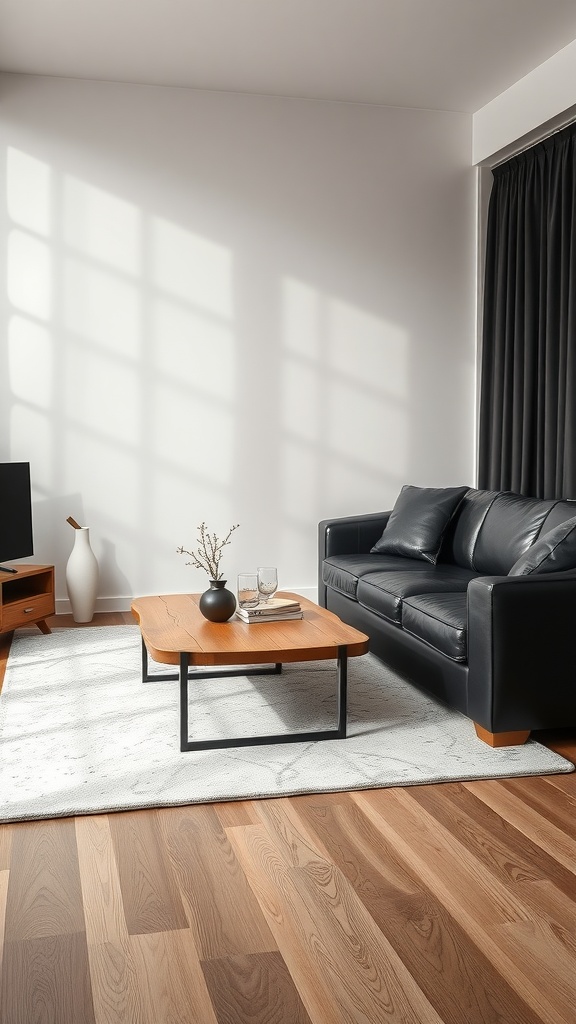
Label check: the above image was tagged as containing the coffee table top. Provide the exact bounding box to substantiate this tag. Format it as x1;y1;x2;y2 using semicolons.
131;591;369;667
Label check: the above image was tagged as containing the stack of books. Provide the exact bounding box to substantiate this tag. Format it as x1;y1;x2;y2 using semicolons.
236;597;303;623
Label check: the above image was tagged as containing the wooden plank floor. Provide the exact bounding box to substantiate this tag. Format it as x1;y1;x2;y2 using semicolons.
0;614;575;1023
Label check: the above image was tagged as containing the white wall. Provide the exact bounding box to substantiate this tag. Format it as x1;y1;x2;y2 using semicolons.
0;74;476;609
473;37;576;164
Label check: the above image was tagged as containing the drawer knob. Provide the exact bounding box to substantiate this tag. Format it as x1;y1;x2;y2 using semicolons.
24;607;34;614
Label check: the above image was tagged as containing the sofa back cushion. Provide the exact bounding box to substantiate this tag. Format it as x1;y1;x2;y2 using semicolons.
440;488;500;570
370;484;468;565
508;516;576;575
539;499;576;534
473;492;557;575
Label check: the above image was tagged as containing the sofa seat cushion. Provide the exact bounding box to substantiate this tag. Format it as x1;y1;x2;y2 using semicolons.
402;593;468;662
370;484;468;564
356;565;476;624
322;554;421;599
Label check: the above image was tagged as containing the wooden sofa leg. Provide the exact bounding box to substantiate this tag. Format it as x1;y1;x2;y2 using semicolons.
474;723;531;747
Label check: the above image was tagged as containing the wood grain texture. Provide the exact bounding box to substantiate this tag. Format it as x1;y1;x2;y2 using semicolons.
489;917;576;1023
408;781;576;895
75;815;131;947
131;927;218;1024
0;870;8;997
0;825;11;871
1;620;576;1023
292;793;532;1024
202;951;313;1024
465;779;576;873
545;770;576;796
356;789;569;1024
215;800;261;829
75;814;145;1024
226;824;358;1024
228;822;445;1024
108;809;188;936
499;775;576;837
160;803;276;960
4;817;85;940
358;788;523;927
1;932;96;1024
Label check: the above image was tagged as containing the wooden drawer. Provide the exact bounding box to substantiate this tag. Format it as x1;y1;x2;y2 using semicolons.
1;592;55;631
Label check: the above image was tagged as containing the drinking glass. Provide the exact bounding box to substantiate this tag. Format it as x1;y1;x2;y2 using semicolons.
257;566;278;604
237;573;259;609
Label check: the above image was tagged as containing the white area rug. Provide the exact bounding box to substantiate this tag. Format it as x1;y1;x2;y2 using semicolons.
0;626;572;822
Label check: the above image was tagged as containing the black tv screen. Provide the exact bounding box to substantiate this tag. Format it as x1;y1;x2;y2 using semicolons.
0;463;34;564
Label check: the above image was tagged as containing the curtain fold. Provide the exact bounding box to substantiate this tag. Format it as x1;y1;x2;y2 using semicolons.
478;122;576;498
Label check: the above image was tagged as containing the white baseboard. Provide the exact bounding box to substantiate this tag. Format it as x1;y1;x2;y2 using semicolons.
55;586;319;616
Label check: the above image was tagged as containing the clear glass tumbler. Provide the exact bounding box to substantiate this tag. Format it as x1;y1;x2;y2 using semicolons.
257;566;278;604
237;573;259;608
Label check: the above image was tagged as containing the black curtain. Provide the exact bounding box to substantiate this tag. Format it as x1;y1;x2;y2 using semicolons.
478;121;576;498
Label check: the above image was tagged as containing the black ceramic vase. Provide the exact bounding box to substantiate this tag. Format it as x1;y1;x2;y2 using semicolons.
199;580;237;622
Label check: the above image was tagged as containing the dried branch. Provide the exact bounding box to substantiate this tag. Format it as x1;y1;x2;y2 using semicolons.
177;522;239;580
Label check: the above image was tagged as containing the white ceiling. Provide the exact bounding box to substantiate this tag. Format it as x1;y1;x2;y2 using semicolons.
1;0;576;114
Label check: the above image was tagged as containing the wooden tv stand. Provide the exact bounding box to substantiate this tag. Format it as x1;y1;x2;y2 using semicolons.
0;564;55;635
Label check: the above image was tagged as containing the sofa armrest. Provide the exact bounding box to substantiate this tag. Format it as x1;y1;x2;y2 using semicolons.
317;511;390;607
467;570;576;733
319;511;391;558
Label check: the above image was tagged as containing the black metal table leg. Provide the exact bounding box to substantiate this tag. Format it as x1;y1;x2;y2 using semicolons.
337;644;348;738
140;638;348;752
142;638;180;683
180;652;189;753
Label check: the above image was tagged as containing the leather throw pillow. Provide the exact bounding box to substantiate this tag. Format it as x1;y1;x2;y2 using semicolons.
371;484;469;565
508;515;576;575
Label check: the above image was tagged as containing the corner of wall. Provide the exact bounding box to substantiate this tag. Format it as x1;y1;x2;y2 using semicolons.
472;36;576;165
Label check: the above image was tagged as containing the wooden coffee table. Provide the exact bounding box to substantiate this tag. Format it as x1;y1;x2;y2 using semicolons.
131;592;369;752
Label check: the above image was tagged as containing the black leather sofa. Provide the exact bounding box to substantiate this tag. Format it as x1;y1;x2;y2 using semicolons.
318;485;576;745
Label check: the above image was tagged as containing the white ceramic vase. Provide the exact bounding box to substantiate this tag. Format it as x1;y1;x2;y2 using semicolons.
66;527;99;623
